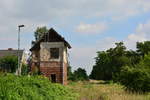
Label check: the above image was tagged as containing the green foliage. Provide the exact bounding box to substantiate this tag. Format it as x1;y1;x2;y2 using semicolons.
118;53;150;92
137;41;150;57
34;26;48;41
0;56;18;73
68;67;89;81
141;53;150;66
126;50;141;65
90;42;144;80
67;66;74;81
90;42;132;80
90;51;112;80
21;64;29;75
72;68;89;81
0;74;78;100
90;41;150;92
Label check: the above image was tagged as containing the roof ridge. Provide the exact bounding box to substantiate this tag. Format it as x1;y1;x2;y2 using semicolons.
30;28;71;51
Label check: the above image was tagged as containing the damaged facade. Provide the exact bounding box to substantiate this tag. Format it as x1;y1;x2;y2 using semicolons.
30;28;71;85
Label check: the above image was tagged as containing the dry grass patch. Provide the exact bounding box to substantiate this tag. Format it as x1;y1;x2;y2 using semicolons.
68;80;150;100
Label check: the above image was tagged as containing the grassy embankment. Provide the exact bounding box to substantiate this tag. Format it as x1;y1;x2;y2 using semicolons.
0;74;78;100
68;80;150;100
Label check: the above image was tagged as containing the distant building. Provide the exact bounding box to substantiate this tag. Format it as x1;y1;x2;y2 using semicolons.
30;28;71;85
0;48;27;73
0;48;26;63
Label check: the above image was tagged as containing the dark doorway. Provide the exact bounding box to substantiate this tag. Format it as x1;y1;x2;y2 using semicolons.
50;74;56;83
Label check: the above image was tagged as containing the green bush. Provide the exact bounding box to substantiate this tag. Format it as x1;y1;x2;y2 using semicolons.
119;66;150;92
0;56;18;73
118;54;150;92
0;74;78;100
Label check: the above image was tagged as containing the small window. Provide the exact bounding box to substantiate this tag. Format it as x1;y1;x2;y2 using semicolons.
50;48;59;59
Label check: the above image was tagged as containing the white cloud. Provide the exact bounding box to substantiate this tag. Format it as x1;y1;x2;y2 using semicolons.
76;22;107;34
125;20;150;49
0;0;150;40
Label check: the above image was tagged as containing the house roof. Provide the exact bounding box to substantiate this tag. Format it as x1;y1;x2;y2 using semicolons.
0;49;23;59
30;28;71;51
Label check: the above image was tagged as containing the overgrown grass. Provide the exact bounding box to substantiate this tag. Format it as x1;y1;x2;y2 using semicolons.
0;74;78;100
68;80;150;100
1;74;149;100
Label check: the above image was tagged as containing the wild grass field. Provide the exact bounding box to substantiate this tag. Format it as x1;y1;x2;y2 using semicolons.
68;80;150;100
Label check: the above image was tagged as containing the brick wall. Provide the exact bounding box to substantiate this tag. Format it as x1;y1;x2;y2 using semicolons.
40;61;63;83
31;42;69;85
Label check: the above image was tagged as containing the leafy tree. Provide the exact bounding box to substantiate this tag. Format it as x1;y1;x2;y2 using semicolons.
0;56;18;73
73;68;89;81
90;51;112;80
141;52;150;66
90;42;130;80
126;50;141;65
113;42;126;56
137;41;150;57
34;26;48;41
90;41;150;92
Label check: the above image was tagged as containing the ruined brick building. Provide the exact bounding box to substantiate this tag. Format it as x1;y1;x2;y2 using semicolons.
30;28;71;85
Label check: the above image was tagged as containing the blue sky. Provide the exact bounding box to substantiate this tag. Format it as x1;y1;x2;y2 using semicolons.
0;0;150;74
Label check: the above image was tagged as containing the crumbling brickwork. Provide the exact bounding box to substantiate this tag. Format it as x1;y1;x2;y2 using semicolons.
40;61;63;83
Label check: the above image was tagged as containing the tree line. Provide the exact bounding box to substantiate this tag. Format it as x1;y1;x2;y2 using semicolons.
90;41;150;92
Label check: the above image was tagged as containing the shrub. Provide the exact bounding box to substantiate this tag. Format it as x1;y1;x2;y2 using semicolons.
118;53;150;92
119;66;150;92
0;74;78;100
0;56;18;73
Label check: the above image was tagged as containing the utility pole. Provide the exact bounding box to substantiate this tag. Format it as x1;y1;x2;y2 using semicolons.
18;25;25;75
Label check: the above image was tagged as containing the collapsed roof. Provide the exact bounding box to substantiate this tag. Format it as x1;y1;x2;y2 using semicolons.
30;28;71;51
